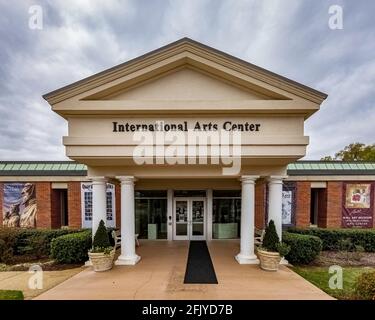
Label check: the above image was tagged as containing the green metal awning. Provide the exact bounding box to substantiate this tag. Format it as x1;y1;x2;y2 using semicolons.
287;161;375;176
0;161;88;176
0;161;374;176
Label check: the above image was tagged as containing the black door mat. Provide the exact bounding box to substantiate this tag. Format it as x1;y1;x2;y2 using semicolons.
184;241;218;284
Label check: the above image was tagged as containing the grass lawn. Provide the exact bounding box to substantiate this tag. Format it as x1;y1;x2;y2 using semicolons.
0;290;24;300
292;266;374;300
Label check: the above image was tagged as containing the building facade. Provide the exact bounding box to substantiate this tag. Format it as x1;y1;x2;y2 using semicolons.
1;161;374;236
3;39;374;265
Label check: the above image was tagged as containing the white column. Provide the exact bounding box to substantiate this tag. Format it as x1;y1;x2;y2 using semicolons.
115;176;141;265
235;175;259;264
91;177;107;238
267;176;284;240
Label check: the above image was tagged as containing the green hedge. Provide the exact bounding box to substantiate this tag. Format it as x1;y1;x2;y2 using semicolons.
0;228;17;263
283;232;322;264
354;271;375;300
50;230;92;263
287;227;375;252
12;228;79;255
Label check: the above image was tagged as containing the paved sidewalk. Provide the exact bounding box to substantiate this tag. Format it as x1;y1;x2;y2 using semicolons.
0;268;83;300
35;241;333;300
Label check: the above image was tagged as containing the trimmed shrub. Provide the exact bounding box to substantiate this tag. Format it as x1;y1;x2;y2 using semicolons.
13;228;79;256
0;228;17;263
50;230;92;264
283;232;322;264
287;227;375;252
92;220;111;249
354;271;375;300
262;220;280;252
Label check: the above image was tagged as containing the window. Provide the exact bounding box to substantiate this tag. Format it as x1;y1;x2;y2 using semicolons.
212;190;241;239
84;191;93;221
81;182;116;228
135;191;167;239
106;191;113;221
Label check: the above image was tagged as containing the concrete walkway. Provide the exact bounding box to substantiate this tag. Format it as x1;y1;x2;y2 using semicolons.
35;241;333;300
0;268;82;300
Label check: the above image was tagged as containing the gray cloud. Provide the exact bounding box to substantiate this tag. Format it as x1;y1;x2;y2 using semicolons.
0;0;374;160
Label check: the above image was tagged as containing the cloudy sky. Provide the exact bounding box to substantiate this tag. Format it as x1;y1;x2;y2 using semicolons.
0;0;374;160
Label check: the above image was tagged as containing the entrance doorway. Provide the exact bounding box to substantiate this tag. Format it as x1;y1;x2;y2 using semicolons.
173;198;206;240
51;189;68;228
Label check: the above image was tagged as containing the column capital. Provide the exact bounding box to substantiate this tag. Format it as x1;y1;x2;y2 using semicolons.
267;176;288;184
240;175;259;184
90;176;107;184
116;176;137;185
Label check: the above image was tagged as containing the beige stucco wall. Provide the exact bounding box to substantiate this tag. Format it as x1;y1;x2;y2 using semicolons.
44;41;326;179
106;67;268;100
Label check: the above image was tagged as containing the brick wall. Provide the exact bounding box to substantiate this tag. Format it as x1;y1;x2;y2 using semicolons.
295;182;311;227
67;182;81;229
35;182;52;228
0;182;3;226
326;181;343;228
255;180;266;229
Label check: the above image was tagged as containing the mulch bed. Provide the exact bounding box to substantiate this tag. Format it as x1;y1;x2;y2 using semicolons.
0;259;82;271
311;251;375;267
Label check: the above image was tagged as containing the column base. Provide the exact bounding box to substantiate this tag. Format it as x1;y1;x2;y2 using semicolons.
235;253;259;265
115;254;141;266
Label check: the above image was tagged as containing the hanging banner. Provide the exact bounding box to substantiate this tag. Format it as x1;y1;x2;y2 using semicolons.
342;182;374;228
3;183;37;228
282;182;296;226
81;182;116;228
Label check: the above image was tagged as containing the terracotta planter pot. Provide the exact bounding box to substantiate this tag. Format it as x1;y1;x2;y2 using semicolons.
88;249;115;272
257;248;281;271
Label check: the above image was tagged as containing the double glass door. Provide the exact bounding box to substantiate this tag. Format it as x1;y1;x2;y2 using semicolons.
174;198;206;240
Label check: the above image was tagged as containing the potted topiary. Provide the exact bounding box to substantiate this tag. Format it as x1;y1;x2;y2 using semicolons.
257;220;290;271
88;220;115;272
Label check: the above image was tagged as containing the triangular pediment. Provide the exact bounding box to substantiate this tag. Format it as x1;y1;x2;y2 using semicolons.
44;38;327;118
99;67;276;101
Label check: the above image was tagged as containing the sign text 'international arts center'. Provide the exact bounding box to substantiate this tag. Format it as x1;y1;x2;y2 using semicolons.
112;121;261;133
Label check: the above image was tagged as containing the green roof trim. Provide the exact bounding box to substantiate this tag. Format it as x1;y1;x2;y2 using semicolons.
0;161;88;176
0;160;374;177
286;161;375;176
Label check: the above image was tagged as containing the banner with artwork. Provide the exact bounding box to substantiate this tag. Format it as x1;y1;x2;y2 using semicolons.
342;183;374;228
282;182;296;226
2;183;37;228
81;182;116;228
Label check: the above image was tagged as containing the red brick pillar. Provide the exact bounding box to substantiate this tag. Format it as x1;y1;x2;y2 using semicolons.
36;182;52;228
0;182;3;226
255;180;266;229
295;182;311;227
326;182;342;228
67;182;82;229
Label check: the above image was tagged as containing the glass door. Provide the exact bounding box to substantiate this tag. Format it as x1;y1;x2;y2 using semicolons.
174;199;189;240
190;199;205;240
173;198;206;240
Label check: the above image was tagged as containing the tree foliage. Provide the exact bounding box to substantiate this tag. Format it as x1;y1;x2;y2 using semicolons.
321;143;375;161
